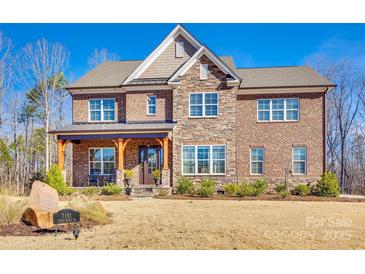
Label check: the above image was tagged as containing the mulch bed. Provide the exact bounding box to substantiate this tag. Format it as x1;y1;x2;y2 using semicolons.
157;193;365;202
0;222;79;237
59;195;130;201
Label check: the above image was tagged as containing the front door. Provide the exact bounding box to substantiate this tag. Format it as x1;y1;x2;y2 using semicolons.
139;146;162;184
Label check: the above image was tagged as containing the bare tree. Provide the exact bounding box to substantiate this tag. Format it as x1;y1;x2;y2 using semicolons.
17;39;69;171
0;31;13;133
88;48;119;69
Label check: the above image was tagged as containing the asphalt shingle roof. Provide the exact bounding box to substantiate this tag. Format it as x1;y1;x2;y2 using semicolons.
49;122;176;134
67;60;143;89
67;57;334;90
236;66;334;89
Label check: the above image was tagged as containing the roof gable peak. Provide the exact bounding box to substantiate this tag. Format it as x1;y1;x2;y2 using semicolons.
123;24;202;85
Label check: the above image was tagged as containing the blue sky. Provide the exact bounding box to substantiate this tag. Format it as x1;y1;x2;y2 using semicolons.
0;23;364;83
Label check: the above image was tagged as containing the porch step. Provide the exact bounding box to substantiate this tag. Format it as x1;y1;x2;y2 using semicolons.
130;187;155;198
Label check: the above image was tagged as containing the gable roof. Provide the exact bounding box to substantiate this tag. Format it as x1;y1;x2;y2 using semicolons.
236;66;335;89
123;24;202;85
67;60;142;89
168;46;241;85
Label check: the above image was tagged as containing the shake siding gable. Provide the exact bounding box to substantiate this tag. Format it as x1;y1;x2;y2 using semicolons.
141;35;197;79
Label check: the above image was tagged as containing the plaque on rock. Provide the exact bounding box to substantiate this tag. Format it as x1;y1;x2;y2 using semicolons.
53;209;80;224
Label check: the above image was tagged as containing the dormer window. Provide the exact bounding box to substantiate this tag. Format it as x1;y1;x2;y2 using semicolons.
176;41;184;58
200;64;208;80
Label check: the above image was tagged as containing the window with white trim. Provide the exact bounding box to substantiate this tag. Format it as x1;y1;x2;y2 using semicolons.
176;41;184;58
250;148;264;175
189;92;218;117
89;148;115;175
147;95;156;115
182;145;226;175
292;147;307;175
89;98;115;121
257;98;299;122
200;64;208;80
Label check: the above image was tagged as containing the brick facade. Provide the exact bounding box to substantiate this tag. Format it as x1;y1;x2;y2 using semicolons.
172;56;237;187
236;92;325;185
72;90;173;124
125;89;173;122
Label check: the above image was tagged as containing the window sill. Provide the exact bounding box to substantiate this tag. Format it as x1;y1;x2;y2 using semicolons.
182;174;226;176
188;116;219;119
256;120;299;123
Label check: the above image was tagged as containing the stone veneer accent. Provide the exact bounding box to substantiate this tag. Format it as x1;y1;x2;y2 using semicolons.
172;55;237;187
236;92;325;184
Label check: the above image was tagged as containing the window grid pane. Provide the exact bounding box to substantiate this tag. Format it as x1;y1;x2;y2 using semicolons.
182;145;225;175
292;147;306;174
190;93;218;117
251;148;264;175
89;148;115;175
257;98;299;122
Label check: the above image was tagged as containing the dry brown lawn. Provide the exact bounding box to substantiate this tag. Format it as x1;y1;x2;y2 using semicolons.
1;199;364;249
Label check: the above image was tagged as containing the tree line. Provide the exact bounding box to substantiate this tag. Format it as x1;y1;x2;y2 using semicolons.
0;30;119;193
0;30;364;194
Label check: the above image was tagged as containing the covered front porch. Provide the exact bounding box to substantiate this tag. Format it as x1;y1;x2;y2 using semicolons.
52;124;175;188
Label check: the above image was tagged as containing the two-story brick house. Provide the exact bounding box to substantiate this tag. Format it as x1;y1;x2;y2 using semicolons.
50;24;335;189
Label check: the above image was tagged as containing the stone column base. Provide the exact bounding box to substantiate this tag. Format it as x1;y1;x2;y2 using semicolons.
116;170;124;186
161;169;171;187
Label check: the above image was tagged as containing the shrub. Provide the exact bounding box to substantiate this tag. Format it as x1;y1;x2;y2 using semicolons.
280;191;290;198
124;169;134;179
44;164;75;195
0;195;27;225
155;189;169;198
223;183;240;195
101;183;122;195
293;184;310;196
176;177;194;194
236;183;256;197
275;183;286;193
315;172;340;197
196;179;216;197
81;187;100;196
252;179;268;196
66;199;111;226
152;169;161;179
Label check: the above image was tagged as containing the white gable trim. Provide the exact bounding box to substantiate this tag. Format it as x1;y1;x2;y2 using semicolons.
168;46;241;85
123;25;202;85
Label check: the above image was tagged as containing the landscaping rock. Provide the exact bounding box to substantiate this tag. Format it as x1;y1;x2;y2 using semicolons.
21;181;59;229
28;180;59;212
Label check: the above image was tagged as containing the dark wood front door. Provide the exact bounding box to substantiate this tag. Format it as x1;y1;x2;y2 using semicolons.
139;146;162;184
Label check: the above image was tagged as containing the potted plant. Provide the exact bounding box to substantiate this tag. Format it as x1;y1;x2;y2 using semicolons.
124;169;134;188
152;169;161;186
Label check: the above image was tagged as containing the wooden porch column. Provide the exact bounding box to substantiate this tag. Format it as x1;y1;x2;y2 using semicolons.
163;137;169;170
118;138;124;171
57;140;66;171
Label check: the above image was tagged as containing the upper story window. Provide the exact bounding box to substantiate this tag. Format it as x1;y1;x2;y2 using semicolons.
89;98;115;122
189;92;218;118
257;98;299;122
200;64;208;80
292;147;307;175
176;41;184;58
182;145;226;175
147;95;156;115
